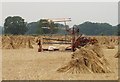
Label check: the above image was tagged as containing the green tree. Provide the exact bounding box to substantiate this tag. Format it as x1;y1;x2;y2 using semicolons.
77;21;117;36
26;22;40;35
25;21;66;35
0;26;2;34
118;24;120;36
4;16;27;35
38;19;58;34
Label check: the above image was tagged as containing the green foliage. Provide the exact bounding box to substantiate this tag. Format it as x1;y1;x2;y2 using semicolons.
77;21;118;35
37;19;59;34
0;26;2;34
118;24;120;36
4;16;27;35
3;16;119;36
26;21;118;36
36;27;44;34
26;22;39;35
38;19;50;27
25;21;64;35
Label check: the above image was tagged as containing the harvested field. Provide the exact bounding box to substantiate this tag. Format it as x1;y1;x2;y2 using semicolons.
57;43;111;74
2;35;119;80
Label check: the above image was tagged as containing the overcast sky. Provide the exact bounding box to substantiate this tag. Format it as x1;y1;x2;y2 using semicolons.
1;2;118;27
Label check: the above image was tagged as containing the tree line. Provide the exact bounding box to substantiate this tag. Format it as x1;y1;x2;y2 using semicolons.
2;16;119;36
77;21;118;35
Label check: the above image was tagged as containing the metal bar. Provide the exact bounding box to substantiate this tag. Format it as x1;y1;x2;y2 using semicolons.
43;42;71;44
52;20;71;22
43;38;70;42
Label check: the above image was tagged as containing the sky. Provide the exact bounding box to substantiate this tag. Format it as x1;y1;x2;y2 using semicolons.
1;2;118;27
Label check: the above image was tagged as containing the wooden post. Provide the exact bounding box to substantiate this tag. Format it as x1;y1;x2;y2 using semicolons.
38;39;42;52
64;21;67;44
72;26;75;52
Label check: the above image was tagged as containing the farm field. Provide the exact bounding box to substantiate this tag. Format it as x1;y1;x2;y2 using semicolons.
1;2;119;81
1;36;119;80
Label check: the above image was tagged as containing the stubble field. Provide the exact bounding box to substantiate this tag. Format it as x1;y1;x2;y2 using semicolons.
1;36;119;80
